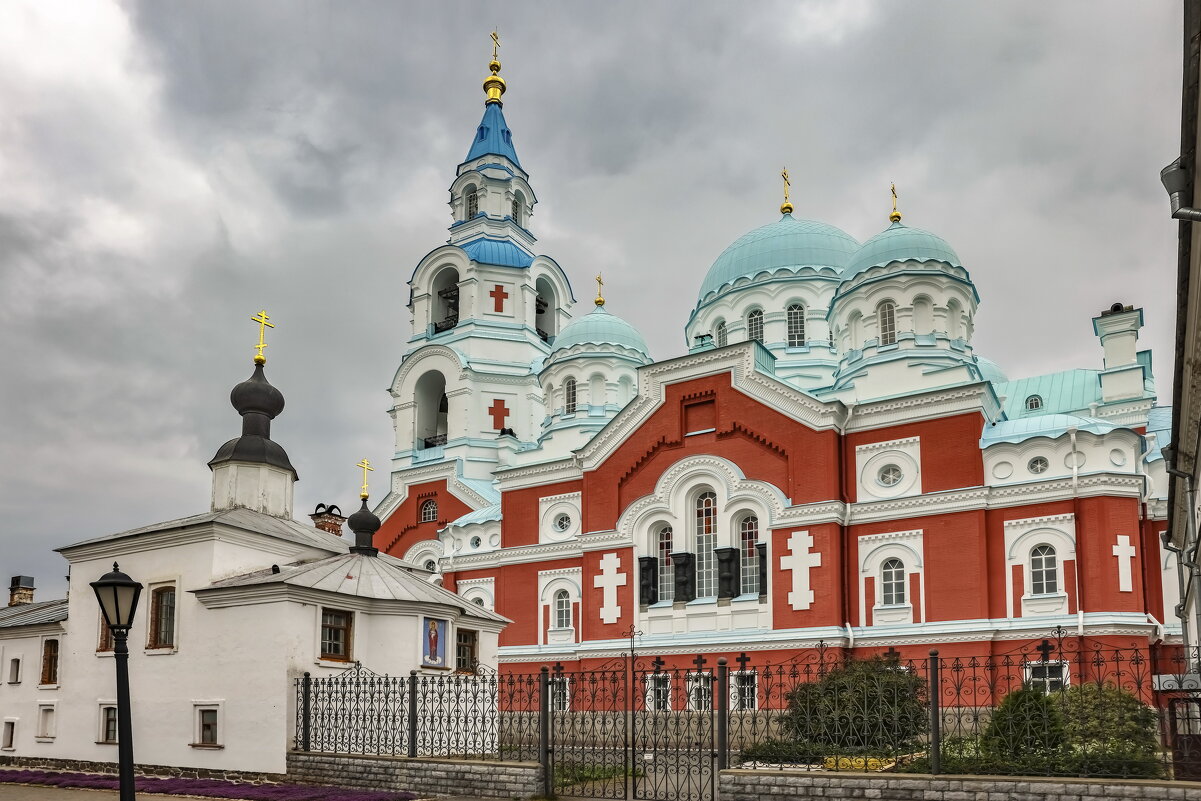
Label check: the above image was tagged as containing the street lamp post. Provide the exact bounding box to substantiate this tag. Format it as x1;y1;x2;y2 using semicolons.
91;563;143;801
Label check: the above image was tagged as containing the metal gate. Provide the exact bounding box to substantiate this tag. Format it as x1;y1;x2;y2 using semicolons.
1170;696;1201;781
548;659;717;801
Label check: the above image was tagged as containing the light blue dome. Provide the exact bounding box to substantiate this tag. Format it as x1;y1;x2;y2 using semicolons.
698;214;859;301
552;304;650;358
973;356;1008;385
844;221;961;278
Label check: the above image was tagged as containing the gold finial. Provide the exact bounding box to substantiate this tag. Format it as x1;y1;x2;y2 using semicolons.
356;458;374;500
483;30;506;104
250;309;275;365
780;167;793;215
889;182;902;223
595;273;605;307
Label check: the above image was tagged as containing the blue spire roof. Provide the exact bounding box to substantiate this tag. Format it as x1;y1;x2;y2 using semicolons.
698;214;859;301
464;103;521;167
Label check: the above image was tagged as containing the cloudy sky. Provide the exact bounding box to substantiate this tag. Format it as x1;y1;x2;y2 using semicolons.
0;1;1182;597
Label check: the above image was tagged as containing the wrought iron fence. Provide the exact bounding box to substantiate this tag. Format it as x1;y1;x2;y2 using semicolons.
294;631;1201;798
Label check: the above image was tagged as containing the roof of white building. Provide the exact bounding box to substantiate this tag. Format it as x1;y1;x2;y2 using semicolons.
202;551;508;624
0;599;68;629
57;507;350;555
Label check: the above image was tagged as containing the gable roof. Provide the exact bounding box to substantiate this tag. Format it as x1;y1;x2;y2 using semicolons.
0;599;68;629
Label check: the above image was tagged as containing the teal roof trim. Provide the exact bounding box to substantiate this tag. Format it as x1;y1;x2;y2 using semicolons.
698;214;859;301
981;414;1124;447
995;369;1101;419
844;222;962;279
449;503;502;527
460;236;534;268
1146;405;1172;462
551;304;651;358
464;103;521;167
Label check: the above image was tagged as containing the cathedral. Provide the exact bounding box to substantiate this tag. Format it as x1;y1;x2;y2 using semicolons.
372;47;1180;674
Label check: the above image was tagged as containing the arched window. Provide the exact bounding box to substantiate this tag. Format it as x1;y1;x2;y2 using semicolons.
878;301;897;347
881;558;906;606
913;296;934;335
414;371;449;449
787;304;806;348
466;188;479;219
1025;395;1043;411
553;589;572;629
420;499;438;523
739;516;759;595
715;321;727;348
511;193;522;226
849;312;863;350
695;492;718;598
746;310;764;343
535;277;558;341
946;299;962;340
431;268;460;333
1031;545;1058;594
657;526;674;602
564;377;577;415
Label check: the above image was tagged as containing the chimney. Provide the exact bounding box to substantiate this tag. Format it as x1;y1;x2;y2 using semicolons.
310;503;347;536
8;576;34;606
1091;303;1147;403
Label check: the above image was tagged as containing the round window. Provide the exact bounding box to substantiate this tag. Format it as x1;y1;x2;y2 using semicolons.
423;559;436;572
877;464;903;487
1028;456;1049;475
470;535;482;549
554;514;572;532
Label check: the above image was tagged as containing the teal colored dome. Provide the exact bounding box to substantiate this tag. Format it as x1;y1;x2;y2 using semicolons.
698;214;859;301
844;221;961;278
552;304;650;358
973;356;1008;385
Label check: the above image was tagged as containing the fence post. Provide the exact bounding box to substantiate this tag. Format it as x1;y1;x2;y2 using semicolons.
407;670;418;758
928;649;941;776
539;666;552;799
716;657;729;770
300;672;311;752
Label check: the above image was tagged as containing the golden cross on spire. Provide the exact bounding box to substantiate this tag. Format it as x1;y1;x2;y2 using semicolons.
889;182;902;223
780;167;793;215
491;30;500;61
595;273;605;307
250;309;274;365
356;458;374;500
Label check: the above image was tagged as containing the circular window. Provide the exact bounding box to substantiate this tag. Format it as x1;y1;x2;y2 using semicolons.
470;535;482;549
877;464;904;487
423;559;436;572
1028;456;1049;475
554;514;572;532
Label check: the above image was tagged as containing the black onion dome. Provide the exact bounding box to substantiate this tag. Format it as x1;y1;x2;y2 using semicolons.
348;498;382;556
230;363;285;418
208;361;297;477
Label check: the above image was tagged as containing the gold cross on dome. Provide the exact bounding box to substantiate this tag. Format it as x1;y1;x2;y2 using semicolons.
250;309;274;364
356;458;374;499
595;273;605;306
491;30;500;60
890;182;902;222
781;168;791;203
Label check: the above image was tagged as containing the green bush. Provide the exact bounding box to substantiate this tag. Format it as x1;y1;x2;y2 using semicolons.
980;687;1066;762
779;657;928;753
1057;683;1163;778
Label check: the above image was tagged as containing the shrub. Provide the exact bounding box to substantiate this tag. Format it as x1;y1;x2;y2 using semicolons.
779;657;928;753
980;686;1066;764
1058;682;1163;778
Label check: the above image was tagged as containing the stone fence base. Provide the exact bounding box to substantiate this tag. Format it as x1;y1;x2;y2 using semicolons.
0;754;282;784
720;769;1201;801
286;751;544;799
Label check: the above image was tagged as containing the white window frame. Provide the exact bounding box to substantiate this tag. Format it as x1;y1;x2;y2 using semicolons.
877;301;897;347
686;672;713;712
552;589;572;630
1030;544;1058;595
714;320;727;348
549;676;571;712
420;499;438;523
192;701;223;748
656;525;675;602
7;656;20;684
881;558;907;606
730;670;758;711
746;309;764;343
146;581;179;652
786;304;806;348
1024;661;1070;694
97;702;118;744
35;702;56;741
695;491;718;598
1;718;15;750
564;377;577;415
644;674;671;712
739;516;760;596
1025;395;1043;411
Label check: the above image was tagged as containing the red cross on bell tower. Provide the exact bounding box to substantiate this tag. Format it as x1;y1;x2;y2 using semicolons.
489;284;510;313
487;398;510;431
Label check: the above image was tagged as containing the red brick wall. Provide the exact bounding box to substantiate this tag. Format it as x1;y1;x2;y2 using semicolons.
376;480;473;557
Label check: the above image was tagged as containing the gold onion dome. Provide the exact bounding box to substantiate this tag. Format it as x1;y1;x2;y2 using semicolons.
483;31;506;104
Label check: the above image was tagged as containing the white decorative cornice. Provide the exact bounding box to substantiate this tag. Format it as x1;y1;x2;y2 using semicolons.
376;460;497;522
449;538;584;569
857;528;924;546
1003;512;1075;531
494;456;582;491
538;566;582;580
855;436;920;456
847;384;997;433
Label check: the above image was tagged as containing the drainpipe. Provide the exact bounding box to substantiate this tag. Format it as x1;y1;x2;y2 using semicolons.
1164;443;1201;659
1160;158;1201;221
841;401;856;651
1068;428;1084;636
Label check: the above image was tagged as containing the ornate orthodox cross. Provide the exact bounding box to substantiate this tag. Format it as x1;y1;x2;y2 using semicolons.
250;309;274;364
1034;639;1055;663
491;29;500;61
356;458;373;499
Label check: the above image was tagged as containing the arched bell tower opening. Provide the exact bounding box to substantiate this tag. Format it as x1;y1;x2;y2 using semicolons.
414;370;449;450
431;268;461;333
535;276;558;342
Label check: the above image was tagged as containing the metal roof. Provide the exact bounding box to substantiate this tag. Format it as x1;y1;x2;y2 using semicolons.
994;369;1102;419
980;414;1125;447
0;599;68;629
459;236;534;268
551;303;651;358
202;553;508;624
464;102;521;167
448;504;503;527
58;507;348;555
843;221;962;279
